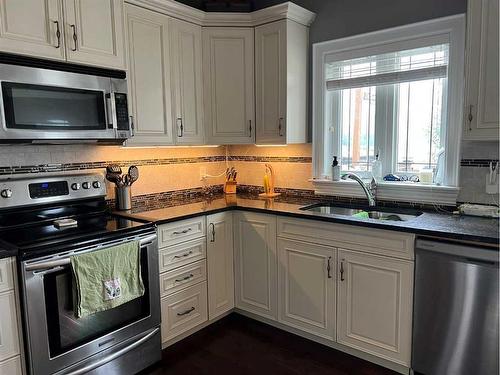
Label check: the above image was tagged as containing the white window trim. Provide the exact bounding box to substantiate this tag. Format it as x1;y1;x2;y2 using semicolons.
312;15;465;205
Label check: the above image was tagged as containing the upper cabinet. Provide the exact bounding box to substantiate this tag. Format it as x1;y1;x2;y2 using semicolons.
171;18;204;144
63;0;125;69
0;0;65;60
255;20;308;144
203;27;255;145
0;0;125;69
463;0;499;140
125;4;173;146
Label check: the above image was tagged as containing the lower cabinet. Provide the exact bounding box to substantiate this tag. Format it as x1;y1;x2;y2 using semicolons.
234;212;277;320
207;212;234;320
277;238;336;340
161;281;208;342
336;249;413;366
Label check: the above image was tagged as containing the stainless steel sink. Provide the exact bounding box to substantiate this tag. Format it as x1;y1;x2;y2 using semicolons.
301;204;422;222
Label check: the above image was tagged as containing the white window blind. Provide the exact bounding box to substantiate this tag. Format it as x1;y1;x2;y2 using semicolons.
326;44;449;91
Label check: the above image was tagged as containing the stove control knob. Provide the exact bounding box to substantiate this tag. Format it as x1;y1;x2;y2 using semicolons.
82;182;90;189
92;181;101;189
71;183;81;191
1;189;12;198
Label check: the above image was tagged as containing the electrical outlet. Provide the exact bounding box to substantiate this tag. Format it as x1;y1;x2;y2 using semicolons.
485;174;499;194
199;166;207;181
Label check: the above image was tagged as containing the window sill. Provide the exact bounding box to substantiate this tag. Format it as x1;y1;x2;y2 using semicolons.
310;178;460;206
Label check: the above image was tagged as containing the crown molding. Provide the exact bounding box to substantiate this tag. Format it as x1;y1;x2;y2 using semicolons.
125;0;316;27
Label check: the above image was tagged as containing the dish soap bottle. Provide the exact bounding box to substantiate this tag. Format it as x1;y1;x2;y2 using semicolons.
372;150;382;179
332;156;340;181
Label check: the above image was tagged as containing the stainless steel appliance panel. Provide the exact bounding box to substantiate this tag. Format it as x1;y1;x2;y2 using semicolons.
412;240;499;375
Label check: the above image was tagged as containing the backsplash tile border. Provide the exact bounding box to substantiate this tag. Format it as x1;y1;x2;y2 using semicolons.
460;159;499;167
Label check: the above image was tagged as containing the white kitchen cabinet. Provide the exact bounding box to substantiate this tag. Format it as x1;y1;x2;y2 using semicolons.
63;0;125;69
203;27;255;144
277;238;336;340
337;249;413;366
234;212;277;320
125;4;174;145
255;20;308;144
207;212;234;319
0;0;65;61
463;0;499;140
170;18;204;145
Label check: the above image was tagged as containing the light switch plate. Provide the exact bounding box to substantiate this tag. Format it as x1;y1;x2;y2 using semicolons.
485;174;499;194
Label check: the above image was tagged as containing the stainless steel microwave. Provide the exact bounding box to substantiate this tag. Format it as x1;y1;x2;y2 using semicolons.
0;62;132;143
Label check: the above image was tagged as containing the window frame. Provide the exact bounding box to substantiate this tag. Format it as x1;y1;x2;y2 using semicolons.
312;15;465;205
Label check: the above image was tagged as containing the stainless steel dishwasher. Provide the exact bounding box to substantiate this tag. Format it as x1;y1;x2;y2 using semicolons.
412;239;499;375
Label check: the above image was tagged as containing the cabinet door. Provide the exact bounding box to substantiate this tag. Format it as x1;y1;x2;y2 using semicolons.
255;20;287;144
278;238;336;340
464;0;499;140
0;290;20;362
337;249;413;366
63;0;125;69
207;212;234;319
171;18;204;145
203;27;255;144
234;212;277;320
125;4;173;146
0;0;65;60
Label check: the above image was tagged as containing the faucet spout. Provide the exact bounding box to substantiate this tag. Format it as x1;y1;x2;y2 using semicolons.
341;173;377;207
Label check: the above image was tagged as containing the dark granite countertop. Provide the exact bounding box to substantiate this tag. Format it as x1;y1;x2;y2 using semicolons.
116;194;499;246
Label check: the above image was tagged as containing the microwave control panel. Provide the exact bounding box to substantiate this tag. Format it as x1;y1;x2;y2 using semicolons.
114;93;129;131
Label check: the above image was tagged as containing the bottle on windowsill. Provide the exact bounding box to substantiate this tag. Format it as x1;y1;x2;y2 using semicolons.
332;156;340;181
372;150;382;180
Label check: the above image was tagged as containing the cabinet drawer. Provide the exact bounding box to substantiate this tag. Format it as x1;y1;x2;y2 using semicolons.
0;356;22;375
160;260;207;297
158;217;206;248
277;217;415;260
161;282;208;342
159;238;206;273
0;258;14;293
0;290;20;362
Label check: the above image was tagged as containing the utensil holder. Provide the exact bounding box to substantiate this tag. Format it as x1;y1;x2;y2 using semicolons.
115;186;132;210
224;180;237;194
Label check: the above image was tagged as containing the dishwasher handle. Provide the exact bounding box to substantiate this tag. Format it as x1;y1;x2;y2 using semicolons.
416;239;499;263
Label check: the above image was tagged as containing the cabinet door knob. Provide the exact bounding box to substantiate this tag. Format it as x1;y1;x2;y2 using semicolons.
327;256;332;278
177;118;183;137
53;21;61;48
278;117;284;137
340;260;345;281
468;105;474;131
70;24;78;51
209;223;215;242
249;120;252;137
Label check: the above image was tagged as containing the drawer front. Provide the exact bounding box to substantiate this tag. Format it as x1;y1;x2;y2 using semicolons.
161;282;208;342
0;356;22;375
0;258;14;293
277;217;415;260
160;260;207;297
159;238;206;273
0;290;20;362
158;217;206;248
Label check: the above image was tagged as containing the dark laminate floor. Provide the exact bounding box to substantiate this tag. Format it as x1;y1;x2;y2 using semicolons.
141;313;398;375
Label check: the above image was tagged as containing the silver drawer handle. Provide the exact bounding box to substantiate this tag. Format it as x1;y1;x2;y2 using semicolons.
173;251;193;259
175;274;194;283
177;306;195;316
172;228;192;235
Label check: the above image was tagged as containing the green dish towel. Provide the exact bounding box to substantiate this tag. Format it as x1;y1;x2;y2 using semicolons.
71;241;144;318
352;211;369;219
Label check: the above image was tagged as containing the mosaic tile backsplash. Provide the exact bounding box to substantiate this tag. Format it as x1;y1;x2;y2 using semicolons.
0;141;497;205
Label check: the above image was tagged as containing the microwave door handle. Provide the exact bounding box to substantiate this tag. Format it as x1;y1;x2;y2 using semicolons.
106;93;117;129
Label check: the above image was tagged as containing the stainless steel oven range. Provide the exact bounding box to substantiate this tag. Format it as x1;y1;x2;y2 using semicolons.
0;54;132;143
0;173;160;375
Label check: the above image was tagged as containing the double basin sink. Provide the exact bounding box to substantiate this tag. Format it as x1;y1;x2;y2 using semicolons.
300;203;423;222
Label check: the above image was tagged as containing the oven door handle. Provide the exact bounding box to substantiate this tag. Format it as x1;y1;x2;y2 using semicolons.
63;327;159;375
26;234;157;271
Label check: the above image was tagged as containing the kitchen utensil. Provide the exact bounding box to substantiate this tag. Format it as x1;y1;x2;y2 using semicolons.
128;165;139;185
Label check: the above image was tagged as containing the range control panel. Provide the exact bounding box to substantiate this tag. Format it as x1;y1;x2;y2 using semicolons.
0;173;107;209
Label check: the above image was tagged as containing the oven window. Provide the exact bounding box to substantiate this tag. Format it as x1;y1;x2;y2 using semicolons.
2;82;106;130
43;247;150;357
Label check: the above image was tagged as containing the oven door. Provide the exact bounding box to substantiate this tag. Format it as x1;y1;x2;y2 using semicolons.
0;63;119;141
21;231;160;375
